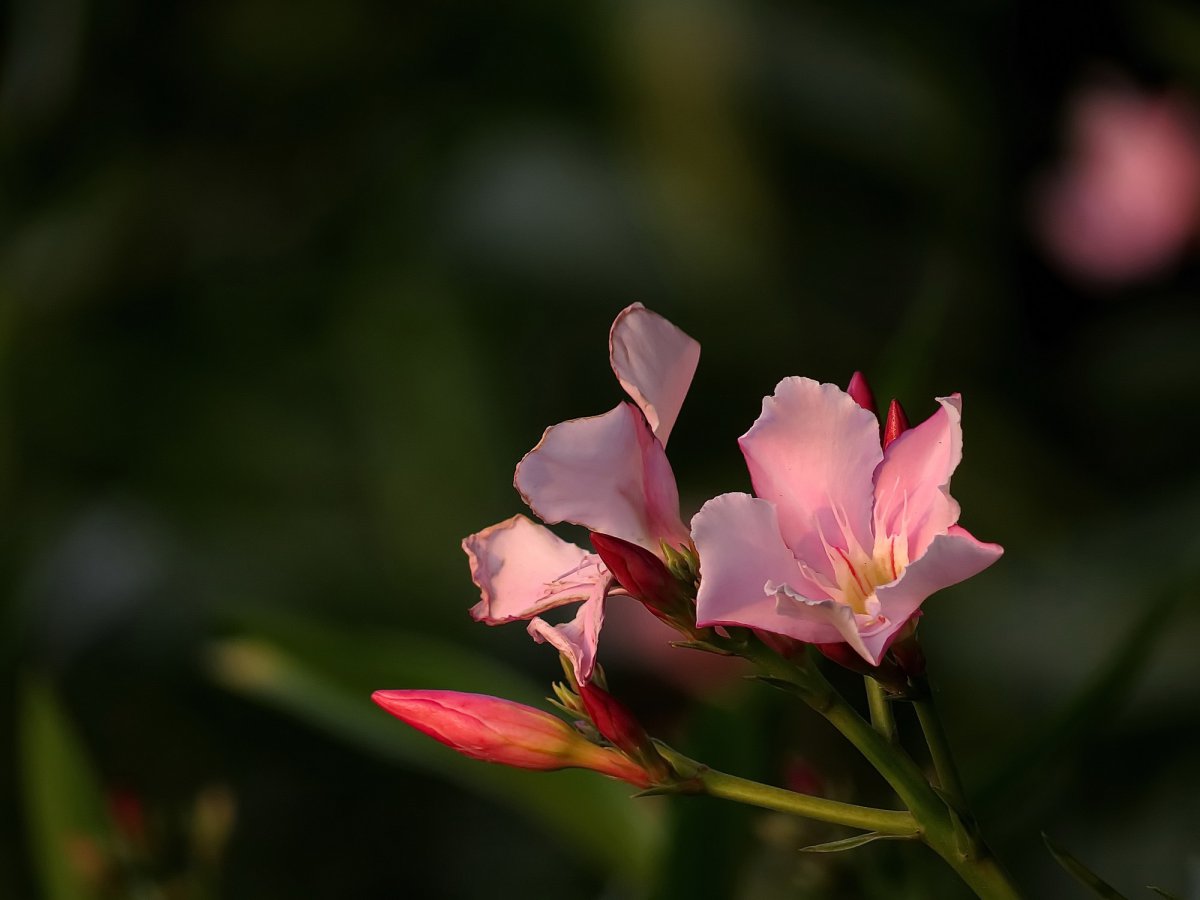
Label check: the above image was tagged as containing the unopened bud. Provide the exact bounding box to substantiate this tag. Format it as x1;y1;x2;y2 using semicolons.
882;399;910;450
578;682;669;782
372;690;652;786
590;532;686;621
846;371;878;414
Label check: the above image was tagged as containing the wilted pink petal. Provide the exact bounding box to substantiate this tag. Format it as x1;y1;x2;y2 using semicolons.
464;515;609;624
738;377;881;583
527;594;605;683
696;379;1001;666
372;690;651;786
609;303;700;446
515;402;688;552
1035;82;1200;283
466;305;697;684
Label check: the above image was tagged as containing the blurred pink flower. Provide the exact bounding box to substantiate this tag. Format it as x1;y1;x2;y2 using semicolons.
372;690;652;786
1035;81;1200;283
463;303;699;682
692;377;1002;665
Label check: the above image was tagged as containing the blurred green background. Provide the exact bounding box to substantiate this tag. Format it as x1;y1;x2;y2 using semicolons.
4;0;1200;897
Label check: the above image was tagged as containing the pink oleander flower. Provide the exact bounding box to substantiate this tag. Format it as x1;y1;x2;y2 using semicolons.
463;304;699;682
372;690;652;787
1034;80;1200;284
691;376;1002;665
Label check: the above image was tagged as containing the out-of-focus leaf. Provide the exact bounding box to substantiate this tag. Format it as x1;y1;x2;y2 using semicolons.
19;676;111;900
205;616;661;884
978;588;1182;815
799;830;918;853
1146;886;1180;899
1043;833;1129;900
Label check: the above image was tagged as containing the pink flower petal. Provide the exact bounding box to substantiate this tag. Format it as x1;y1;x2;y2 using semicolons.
464;515;609;624
609;303;700;446
872;394;964;561
738;378;882;581
868;524;1003;652
770;589;877;663
692;492;828;632
528;593;606;683
515;402;688;552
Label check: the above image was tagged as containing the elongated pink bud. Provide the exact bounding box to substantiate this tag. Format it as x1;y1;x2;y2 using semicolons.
846;371;878;414
372;690;652;786
590;532;682;620
882;399;910;449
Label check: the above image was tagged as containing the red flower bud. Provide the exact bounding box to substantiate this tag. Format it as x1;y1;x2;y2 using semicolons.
846;371;878;415
590;532;682;619
882;399;910;449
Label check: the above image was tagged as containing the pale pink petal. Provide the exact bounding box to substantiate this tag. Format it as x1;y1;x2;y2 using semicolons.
871;525;1003;639
515;402;688;552
770;589;877;662
609;303;700;446
692;493;828;631
872;394;963;561
528;593;606;683
738;378;882;581
464;515;609;624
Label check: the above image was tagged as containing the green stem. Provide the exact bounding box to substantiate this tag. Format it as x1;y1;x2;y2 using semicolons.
733;640;1024;900
912;675;969;808
865;677;897;743
655;745;917;835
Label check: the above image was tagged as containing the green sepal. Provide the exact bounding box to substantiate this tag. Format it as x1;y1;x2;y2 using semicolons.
743;674;804;695
669;640;734;657
1043;832;1129;899
799;830;919;853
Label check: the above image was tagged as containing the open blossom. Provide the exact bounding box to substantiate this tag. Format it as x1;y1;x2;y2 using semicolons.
692;377;1002;665
372;690;652;786
463;304;699;682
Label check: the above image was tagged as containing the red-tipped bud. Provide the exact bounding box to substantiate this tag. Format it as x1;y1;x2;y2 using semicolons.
590;532;682;620
372;690;652;786
846;371;878;414
578;682;668;780
882;399;910;449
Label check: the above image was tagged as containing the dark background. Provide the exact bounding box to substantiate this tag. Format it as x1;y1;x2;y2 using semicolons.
4;1;1199;897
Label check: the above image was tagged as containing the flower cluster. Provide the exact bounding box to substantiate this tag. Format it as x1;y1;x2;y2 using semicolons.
377;304;1001;786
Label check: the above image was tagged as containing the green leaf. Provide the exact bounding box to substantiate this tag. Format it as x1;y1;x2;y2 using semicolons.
204;615;661;884
1043;832;1129;899
799;830;919;853
19;676;112;900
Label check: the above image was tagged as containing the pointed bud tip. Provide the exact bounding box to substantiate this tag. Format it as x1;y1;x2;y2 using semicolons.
846;371;878;414
882;399;910;449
